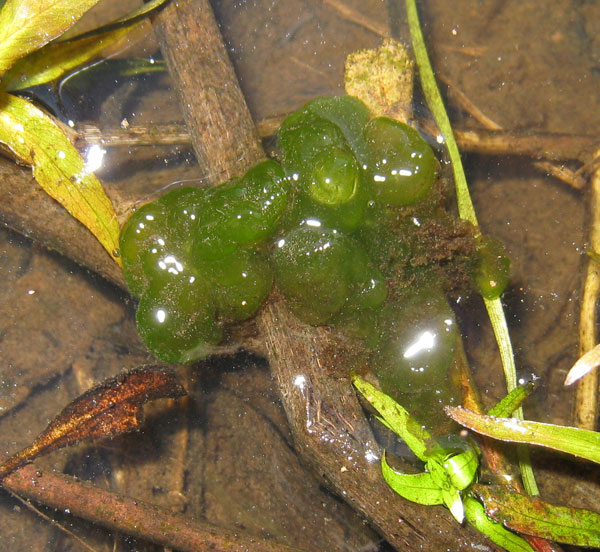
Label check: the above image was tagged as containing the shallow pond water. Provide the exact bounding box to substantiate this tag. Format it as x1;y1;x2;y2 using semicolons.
1;0;599;550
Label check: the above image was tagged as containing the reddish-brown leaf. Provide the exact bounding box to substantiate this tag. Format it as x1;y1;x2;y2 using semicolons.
0;366;185;479
474;484;600;548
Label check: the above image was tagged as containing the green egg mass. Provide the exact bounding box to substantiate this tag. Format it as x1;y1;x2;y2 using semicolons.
119;95;509;428
364;117;438;206
471;235;510;299
373;281;459;428
272;226;386;325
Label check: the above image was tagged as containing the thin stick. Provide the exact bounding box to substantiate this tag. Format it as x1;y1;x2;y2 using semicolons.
437;74;591;189
436;73;502;130
3;464;302;552
323;0;390;37
449;128;596;164
74;124;192;148
73;121;598;171
575;150;600;429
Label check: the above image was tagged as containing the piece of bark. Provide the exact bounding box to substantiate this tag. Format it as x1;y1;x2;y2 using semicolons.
152;0;264;184
257;301;498;551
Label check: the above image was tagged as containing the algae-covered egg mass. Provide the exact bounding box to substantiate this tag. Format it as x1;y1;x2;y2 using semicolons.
119;95;508;428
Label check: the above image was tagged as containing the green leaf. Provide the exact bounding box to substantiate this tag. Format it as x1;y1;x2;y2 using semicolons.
0;0;100;76
381;453;443;505
444;448;479;491
0;91;120;263
464;496;534;552
0;0;168;91
447;406;600;465
352;375;431;461
442;487;464;523
426;455;454;491
488;383;535;418
476;485;600;547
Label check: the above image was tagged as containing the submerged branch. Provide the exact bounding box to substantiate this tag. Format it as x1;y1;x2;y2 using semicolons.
151;0;264;184
575;149;600;430
3;464;301;552
72;121;598;169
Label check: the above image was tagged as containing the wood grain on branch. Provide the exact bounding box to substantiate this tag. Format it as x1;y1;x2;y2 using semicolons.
152;0;264;184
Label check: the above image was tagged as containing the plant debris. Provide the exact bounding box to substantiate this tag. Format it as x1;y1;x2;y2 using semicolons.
0;366;185;479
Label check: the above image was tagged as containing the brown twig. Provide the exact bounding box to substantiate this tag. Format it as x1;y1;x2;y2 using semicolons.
575;149;600;430
438;75;598;190
3;464;302;552
323;0;390;38
437;73;503;130
419;119;598;165
73;123;192;148
72;120;599;169
152;0;263;184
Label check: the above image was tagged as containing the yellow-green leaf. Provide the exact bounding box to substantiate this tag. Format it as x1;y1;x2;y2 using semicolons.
447;406;600;465
352;375;432;461
0;0;169;91
0;0;101;76
0;91;120;263
464;496;535;552
0;24;146;91
381;453;443;506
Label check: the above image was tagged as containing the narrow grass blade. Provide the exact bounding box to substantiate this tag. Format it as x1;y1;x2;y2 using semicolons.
447;406;600;464
404;0;538;496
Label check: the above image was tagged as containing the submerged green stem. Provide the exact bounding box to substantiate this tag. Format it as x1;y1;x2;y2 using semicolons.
404;0;539;496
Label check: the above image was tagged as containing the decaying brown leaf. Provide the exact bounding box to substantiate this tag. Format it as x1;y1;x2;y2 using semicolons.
0;366;186;479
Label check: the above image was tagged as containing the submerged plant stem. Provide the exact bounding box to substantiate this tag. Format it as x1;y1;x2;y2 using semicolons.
403;0;539;496
2;464;301;552
575;149;600;430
